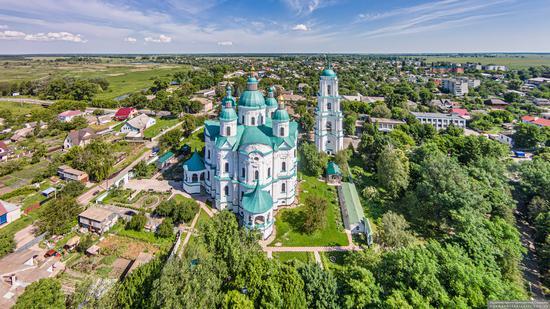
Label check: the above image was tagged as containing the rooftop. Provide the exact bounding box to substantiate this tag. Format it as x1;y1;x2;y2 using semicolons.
340;182;365;227
79;207;115;222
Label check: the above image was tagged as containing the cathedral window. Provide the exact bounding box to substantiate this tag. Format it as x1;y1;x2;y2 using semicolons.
255;170;259;180
226;126;231;135
241;168;245;178
280;127;285;136
327;102;332;110
224;185;229;196
281;183;286;193
225;162;229;172
207;150;210;159
200;173;204;180
326;121;332;132
251;117;256;125
268;168;271;178
327;85;332;95
282;162;286;172
207;171;210;181
192;174;198;183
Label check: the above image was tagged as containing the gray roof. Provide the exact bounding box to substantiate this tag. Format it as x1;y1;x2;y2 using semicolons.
411;112;464;121
126;114;153;130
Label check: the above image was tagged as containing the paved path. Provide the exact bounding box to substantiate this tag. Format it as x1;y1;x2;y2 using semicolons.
263;245;359;253
313;251;323;269
178;210;201;257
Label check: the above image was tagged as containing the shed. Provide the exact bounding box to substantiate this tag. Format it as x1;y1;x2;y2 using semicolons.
64;236;81;251
41;187;57;197
86;245;100;256
326;162;342;186
156;151;175;169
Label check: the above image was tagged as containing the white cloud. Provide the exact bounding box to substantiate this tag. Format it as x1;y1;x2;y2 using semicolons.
0;25;8;29
217;41;233;46
292;24;309;31
144;34;172;43
283;0;338;15
0;30;86;42
124;36;137;43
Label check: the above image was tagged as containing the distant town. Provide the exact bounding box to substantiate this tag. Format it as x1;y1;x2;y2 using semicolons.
0;53;548;307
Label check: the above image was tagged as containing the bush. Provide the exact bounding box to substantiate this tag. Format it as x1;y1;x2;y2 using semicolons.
155;197;198;224
14;278;65;309
0;231;15;258
156;218;174;238
76;234;95;253
126;212;147;231
302;195;328;234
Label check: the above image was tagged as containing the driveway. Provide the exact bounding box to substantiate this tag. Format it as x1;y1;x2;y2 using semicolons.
123;178;180;193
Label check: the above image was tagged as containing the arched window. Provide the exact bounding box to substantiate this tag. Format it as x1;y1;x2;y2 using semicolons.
192;174;198;183
226;126;231;136
207;171;210;181
259;115;263;125
281;183;286;193
327;102;332;110
242;116;245;123
326;121;332;132
268;168;271;178
251;117;256;125
225;162;229;172
282;162;286;172
241;167;245;178
200;173;204;180
255;170;259;180
224;185;229;196
280;127;285;136
207;150;211;159
327;85;332;95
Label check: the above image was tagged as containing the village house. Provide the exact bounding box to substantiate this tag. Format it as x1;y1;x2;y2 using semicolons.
450;108;471;120
156;151;175;169
10;127;33;142
522;115;550;128
190;96;214;113
57;110;83;122
484;98;509;110
63;128;96;150
0;200;21;227
411;112;466;130
114;107;137;121
120;114;156;138
57;165;89;183
0;142;13;161
78;207;118;234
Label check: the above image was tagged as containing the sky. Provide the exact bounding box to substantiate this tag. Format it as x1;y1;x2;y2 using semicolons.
0;0;549;54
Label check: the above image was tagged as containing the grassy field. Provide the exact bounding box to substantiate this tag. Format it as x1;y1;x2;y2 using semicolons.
144;118;180;138
273;175;348;247
0;101;45;116
422;54;550;69
272;251;314;263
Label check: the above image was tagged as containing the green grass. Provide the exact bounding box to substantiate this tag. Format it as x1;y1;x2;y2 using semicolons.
0;101;45;116
272;251;313;263
144;118;180;138
422;54;550;69
273;175;348;247
320;251;347;270
115;224;174;249
184;128;205;152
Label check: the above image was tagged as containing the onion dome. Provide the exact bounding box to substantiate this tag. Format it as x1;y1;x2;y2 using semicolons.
239;74;265;108
220;92;237;121
264;86;278;108
321;68;337;77
272;95;290;121
222;84;236;107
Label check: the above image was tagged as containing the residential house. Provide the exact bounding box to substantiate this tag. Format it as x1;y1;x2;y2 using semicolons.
114;107;137;121
483;65;507;71
484;98;509;110
58;165;89;183
190;96;213;113
10;127;33;142
120;114;156;138
522;116;550;128
533;98;550;106
450;108;471;120
195;88;216;98
0;200;21;227
527;77;550;86
63;128;96;150
489;131;514;146
57;110;83;122
411;112;466;130
0;141;13;161
78;207;118;234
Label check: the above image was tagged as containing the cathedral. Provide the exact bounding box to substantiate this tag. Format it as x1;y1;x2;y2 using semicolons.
182;65;342;239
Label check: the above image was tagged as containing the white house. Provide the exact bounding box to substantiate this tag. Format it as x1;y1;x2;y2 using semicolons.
0;200;21;227
121;114;156;138
58;110;83;122
411;112;466;130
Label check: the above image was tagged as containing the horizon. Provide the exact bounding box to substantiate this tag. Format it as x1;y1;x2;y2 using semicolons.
1;0;550;54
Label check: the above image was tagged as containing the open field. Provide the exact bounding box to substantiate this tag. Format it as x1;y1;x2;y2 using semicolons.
273;175;348;247
0;101;45;116
422;54;550;69
144;118;180;138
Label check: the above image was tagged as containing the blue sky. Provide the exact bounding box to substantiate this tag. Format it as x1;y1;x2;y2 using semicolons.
0;0;549;54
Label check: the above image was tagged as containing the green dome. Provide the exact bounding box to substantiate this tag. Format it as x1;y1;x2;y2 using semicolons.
321;68;337;77
242;182;273;214
265;97;278;107
247;76;258;83
222;96;236;108
220;107;237;121
239;90;266;108
272;109;290;121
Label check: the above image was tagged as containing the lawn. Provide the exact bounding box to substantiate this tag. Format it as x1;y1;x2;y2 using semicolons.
320;251;347;271
0;101;45;116
272;175;348;247
272;252;313;263
422;54;550;69
144;118;180;138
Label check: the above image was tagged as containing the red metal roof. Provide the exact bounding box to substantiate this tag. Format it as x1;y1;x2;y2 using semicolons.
115;107;135;118
451;108;469;116
522;115;536;122
533;118;550;127
0;202;6;216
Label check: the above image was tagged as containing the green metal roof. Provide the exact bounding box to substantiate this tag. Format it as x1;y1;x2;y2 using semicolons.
265;87;278;107
158;151;175;164
242;182;273;214
272;108;290;121
239;126;272;147
327;161;341;175
247;76;258;83
239;90;266;108
183;152;205;171
340;182;365;226
321;68;337;77
219;107;237;121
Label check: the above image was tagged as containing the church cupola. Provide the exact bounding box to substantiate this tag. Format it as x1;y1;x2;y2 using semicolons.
265;86;278;117
272;95;290;137
238;69;266;127
223;84;236;108
220;93;237;137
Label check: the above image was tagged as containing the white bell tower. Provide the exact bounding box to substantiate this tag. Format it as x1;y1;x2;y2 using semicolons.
314;64;344;155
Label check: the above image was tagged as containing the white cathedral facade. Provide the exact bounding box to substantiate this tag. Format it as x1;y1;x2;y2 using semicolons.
182;66;342;239
314;66;344;154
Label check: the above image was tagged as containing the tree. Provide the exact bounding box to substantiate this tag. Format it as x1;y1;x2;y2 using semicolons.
156;218;174;238
68;140;115;182
127;212;147;231
160;129;183;151
181;114;198;137
376;145;409;198
14;278;65;309
418;88;434;105
370;103;391;118
151;78;169;94
377;211;416;249
133;160;154;179
37;197;82;235
513;123;548;149
0;231;15;258
303;195;328;233
299;143;328;177
223;290;254;309
297;264;338;309
172;198;199;224
344;112;358;136
337;266;381;308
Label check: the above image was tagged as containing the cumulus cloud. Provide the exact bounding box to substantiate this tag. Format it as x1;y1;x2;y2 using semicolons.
292;24;309;31
124;36;137;43
0;30;86;42
144;34;172;43
217;41;233;46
